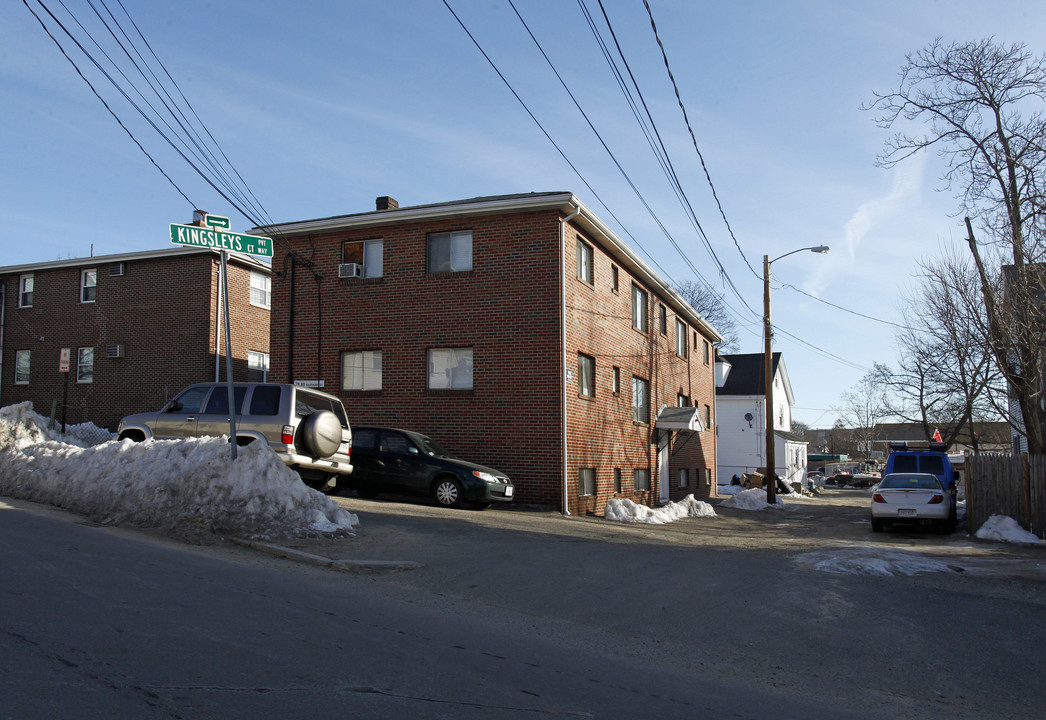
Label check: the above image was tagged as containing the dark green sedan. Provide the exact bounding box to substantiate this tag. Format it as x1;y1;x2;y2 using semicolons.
345;426;514;509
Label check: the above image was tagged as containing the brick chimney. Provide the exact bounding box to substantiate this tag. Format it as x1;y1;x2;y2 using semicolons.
376;196;399;211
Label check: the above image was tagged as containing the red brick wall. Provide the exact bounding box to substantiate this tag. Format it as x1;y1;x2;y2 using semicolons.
270;209;565;505
269;206;717;514
564;226;717;516
1;252;270;430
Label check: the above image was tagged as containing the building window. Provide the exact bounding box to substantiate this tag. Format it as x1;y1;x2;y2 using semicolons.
611;265;619;292
678;468;689;488
342;350;382;391
631;285;648;332
18;275;33;308
705;468;713;487
250;271;271;309
658;304;667;334
428;230;472;273
578;353;595;398
428;347;473;389
705;404;712;429
576;238;594;284
76;347;94;383
612;366;620;394
676;320;688;357
634;468;650;491
14;350;30;384
579;468;596;496
632;376;649;424
703;339;710;365
247;351;269;382
678;393;689;407
614;468;622;493
80;268;97;303
342;239;383;278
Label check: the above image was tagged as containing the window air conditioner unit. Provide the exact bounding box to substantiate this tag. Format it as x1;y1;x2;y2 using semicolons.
106;343;125;359
338;263;363;279
109;262;125;276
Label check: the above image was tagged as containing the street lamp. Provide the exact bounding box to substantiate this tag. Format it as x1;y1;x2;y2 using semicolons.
764;245;829;504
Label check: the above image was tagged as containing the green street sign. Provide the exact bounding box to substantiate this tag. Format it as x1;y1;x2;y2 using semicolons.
203;214;230;230
169;223;273;257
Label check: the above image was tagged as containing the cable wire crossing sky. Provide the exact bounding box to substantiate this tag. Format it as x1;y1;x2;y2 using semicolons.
4;0;1044;427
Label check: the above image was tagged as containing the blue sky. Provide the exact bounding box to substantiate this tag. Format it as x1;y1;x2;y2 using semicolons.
4;1;1045;428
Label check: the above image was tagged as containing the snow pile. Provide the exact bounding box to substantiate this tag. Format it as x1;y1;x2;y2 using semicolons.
796;547;961;576
0;402;358;540
605;494;716;524
976;515;1044;545
718;487;785;511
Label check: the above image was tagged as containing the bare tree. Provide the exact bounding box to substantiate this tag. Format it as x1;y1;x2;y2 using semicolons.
833;370;890;457
867;38;1046;453
874;252;1003;449
674;280;740;351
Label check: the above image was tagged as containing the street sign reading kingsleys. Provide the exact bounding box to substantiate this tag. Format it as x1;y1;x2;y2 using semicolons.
169;215;272;257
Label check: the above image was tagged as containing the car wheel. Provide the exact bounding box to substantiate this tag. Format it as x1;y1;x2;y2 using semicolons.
433;477;465;508
119;431;145;442
298;411;342;458
871;516;884;533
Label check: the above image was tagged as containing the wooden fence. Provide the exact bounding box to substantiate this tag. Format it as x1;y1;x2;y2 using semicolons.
965;454;1046;539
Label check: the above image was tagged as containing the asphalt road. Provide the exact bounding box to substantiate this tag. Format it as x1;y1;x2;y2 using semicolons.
3;489;1045;719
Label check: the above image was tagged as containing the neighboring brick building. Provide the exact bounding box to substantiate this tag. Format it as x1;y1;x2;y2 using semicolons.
0;247;271;431
260;192;722;515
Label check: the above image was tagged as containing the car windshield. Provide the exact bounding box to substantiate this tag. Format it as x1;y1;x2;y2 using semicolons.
417;435;451;457
880;474;942;490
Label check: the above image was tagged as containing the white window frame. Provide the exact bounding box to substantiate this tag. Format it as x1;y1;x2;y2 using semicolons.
342;350;382;391
579;468;596;496
676;320;688;357
576;238;593;284
428;347;473;389
634;468;651;491
80;268;97;303
247;350;270;382
631;285;648;332
19;274;33;308
14;350;30;384
76;347;94;383
632;376;649;424
250;271;271;309
612;366;620;394
427;230;473;273
578;353;595;398
343;239;384;278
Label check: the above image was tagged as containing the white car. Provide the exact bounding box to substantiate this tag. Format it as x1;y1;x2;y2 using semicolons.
870;472;955;534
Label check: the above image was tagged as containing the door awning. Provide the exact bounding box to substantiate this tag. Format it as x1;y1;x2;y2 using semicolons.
654;406;705;432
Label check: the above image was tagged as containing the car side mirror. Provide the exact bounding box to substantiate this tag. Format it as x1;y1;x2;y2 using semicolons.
166;402;182;413
408;446;419;455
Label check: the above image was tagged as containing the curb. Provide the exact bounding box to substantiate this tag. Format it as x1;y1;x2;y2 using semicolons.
231;538;422;574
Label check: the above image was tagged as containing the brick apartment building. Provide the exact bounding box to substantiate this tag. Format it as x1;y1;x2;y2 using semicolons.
259;192;722;515
0;247;271;431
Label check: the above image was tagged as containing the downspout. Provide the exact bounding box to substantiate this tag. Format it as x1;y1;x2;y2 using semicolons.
560;205;580;516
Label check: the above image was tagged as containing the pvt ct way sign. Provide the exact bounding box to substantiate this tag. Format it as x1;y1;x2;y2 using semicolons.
169;216;272;257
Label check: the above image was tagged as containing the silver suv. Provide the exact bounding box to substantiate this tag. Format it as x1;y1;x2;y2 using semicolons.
117;383;352;491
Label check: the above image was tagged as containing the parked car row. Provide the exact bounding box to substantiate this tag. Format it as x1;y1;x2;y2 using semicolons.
117;382;514;510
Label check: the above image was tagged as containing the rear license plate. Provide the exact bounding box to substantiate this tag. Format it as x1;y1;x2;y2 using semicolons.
898;509;916;517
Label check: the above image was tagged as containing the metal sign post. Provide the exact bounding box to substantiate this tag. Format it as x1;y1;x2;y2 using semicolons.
58;348;70;434
220;249;238;460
